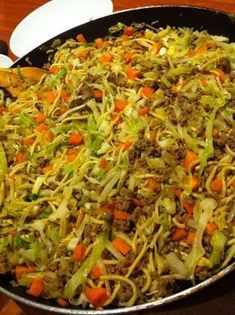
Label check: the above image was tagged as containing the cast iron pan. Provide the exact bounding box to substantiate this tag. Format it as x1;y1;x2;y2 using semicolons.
1;5;235;314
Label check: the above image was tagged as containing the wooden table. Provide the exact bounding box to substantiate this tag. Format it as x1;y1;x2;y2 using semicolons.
0;0;235;314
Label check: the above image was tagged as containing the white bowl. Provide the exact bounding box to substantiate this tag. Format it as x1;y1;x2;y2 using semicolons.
0;54;13;68
10;0;113;58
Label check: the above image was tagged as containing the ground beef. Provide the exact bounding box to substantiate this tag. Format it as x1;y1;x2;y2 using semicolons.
0;256;9;274
165;140;187;161
107;72;129;87
76;82;91;101
195;266;211;281
157;277;175;297
47;181;57;190
0;134;7;141
160;240;175;255
177;103;203;128
37;157;49;168
82;223;103;242
130;204;155;222
226;128;235;150
213;128;235;150
114;188;135;213
85;182;101;194
129;137;161;163
218;57;231;73
213;147;224;160
72;191;82;201
112;218;135;233
115;282;134;304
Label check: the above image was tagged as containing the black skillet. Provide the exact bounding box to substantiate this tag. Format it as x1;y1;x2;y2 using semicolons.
0;5;235;315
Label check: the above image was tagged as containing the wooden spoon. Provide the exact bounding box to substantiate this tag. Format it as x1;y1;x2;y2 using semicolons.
0;67;47;97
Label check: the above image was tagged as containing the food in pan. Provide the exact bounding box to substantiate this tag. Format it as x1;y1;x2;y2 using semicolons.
0;24;235;309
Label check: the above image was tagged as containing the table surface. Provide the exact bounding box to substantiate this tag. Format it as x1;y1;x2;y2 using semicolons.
0;0;235;314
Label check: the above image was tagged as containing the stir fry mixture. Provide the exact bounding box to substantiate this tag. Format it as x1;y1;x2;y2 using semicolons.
0;24;235;309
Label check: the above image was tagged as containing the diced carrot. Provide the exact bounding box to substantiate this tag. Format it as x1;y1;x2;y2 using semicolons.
68;133;83;146
115;99;128;111
15;265;35;278
199;78;208;87
206;222;218;234
36;123;47;133
90;265;102;279
127;68;141;80
211;178;223;193
95;38;104;49
28;278;44;297
183;202;195;214
46;90;57;104
36;90;43;100
15;152;25;163
57;298;69;307
23;136;35;146
113;210;129;220
93;89;103;101
49;65;60;74
188;45;207;57
42;165;53;174
123;51;136;63
84;287;108;308
150;42;161;54
120;34;129;41
207;43;217;50
76;33;87;43
0;105;5;113
197;46;208;54
138;107;150;116
132;197;144;207
116;141;132;150
36;113;45;123
112;237;131;256
73;243;86;261
186;231;196;245
141;87;154;100
61;89;69;102
188;50;196;57
172;228;188;241
183;150;198;170
190;175;200;191
67;149;78;162
146;178;160;191
43;130;54;143
100;53;113;63
172;187;182;198
123;141;133;150
99;158;109;170
210;69;226;82
123;26;135;36
110;113;122;125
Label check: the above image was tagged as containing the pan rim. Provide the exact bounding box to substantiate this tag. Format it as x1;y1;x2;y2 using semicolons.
4;4;235;314
0;263;234;314
13;4;235;66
